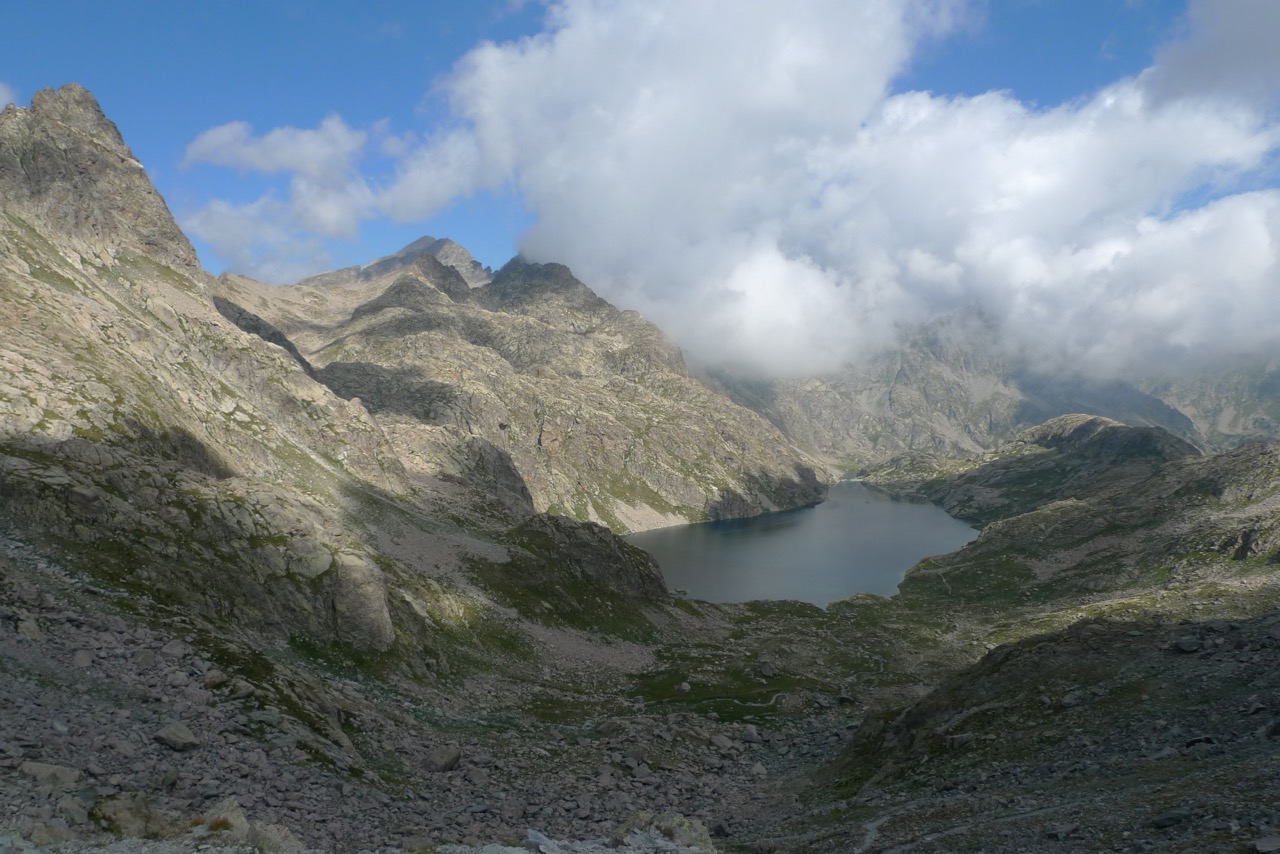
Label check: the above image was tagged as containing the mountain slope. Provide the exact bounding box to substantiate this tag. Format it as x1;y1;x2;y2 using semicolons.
0;85;675;671
213;252;827;533
1144;357;1280;449
865;417;1280;611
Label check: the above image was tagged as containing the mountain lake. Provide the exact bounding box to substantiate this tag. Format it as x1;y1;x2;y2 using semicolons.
627;480;977;605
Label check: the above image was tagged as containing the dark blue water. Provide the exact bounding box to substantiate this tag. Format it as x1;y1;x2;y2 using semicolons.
627;481;976;605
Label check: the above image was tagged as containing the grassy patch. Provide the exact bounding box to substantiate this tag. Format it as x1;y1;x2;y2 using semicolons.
468;554;659;641
286;632;400;683
525;690;627;725
630;643;835;721
115;252;200;295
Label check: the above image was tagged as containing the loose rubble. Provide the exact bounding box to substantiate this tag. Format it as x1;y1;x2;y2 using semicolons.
0;544;834;851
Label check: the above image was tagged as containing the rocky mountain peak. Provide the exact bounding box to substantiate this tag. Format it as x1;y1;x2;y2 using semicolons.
28;83;129;152
484;258;607;313
295;234;494;289
0;83;198;275
425;237;492;287
411;252;472;301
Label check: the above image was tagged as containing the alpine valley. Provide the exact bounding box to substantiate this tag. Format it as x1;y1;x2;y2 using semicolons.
3;85;1280;853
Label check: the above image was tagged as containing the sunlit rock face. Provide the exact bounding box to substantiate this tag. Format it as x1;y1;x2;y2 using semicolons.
216;251;828;535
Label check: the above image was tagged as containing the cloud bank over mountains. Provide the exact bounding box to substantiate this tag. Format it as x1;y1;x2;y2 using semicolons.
183;0;1280;378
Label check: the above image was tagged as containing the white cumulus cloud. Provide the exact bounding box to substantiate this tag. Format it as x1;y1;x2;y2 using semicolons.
0;82;18;108
183;0;1280;379
184;197;333;285
183;115;374;241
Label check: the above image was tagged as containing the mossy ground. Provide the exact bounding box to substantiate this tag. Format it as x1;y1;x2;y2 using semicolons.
464;546;661;642
630;643;834;722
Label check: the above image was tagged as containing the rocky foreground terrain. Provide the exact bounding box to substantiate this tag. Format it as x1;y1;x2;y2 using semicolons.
5;409;1280;853
3;84;1280;854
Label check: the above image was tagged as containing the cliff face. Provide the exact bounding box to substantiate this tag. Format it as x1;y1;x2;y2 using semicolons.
214;253;827;534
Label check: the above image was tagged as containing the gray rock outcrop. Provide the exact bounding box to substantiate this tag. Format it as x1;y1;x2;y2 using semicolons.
0;84;199;275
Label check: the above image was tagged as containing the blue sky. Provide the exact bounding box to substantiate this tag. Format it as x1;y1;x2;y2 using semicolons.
4;1;1280;378
2;0;1181;273
1;1;544;271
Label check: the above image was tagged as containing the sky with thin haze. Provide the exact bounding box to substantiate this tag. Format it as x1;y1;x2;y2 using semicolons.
3;1;1280;378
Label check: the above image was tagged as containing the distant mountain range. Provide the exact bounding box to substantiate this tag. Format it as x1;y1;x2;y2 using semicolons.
706;312;1280;470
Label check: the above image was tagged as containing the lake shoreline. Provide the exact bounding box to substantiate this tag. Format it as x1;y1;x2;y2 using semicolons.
628;481;977;606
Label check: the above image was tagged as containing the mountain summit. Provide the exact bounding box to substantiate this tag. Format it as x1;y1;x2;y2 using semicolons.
0;84;198;274
296;234;494;289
